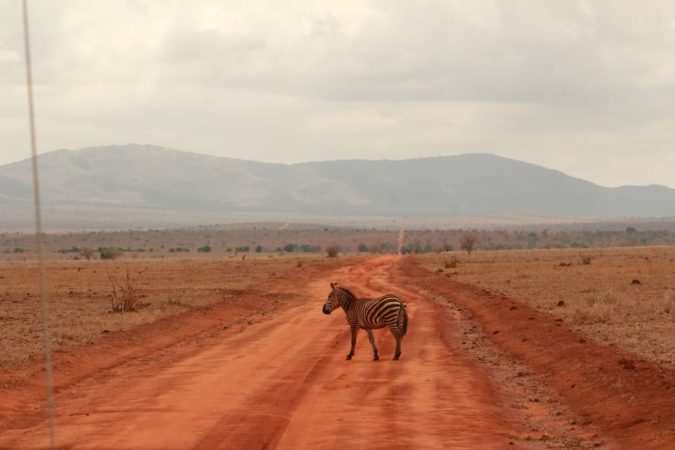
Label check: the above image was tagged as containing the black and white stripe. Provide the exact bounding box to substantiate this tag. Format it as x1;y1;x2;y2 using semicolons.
322;282;408;361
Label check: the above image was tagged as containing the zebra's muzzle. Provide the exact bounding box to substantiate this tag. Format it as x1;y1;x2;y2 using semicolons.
322;306;331;315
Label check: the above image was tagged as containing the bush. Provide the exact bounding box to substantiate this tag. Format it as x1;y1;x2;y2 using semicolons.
460;234;478;254
444;257;458;269
357;243;369;252
100;248;122;260
58;246;80;254
80;247;95;260
282;243;321;253
169;247;190;253
326;244;339;258
109;270;142;313
198;245;212;253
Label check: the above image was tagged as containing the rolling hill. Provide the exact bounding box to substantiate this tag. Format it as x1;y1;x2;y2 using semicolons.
0;144;673;229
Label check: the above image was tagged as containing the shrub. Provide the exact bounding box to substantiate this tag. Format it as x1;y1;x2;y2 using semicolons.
326;244;339;258
460;234;478;254
80;247;95;260
100;248;122;260
58;246;80;254
357;243;368;252
109;270;142;313
197;245;212;253
444;257;458;269
580;255;592;265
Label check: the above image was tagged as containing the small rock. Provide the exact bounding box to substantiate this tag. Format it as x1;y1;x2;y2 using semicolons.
557;300;565;307
631;279;641;285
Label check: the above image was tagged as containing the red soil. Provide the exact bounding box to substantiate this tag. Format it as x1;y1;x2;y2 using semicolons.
400;256;675;449
0;255;671;449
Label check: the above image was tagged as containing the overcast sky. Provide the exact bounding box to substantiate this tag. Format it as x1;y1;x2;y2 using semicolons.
1;0;674;188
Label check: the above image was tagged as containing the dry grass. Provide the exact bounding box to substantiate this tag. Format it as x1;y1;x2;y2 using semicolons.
417;246;675;368
0;255;342;368
109;270;143;313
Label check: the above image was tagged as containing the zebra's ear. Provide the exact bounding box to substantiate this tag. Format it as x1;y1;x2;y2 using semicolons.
330;282;338;290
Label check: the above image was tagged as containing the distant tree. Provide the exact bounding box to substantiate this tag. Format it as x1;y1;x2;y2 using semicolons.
326;244;339;258
299;244;321;253
197;245;212;253
255;245;263;253
460;234;478;254
80;247;95;260
100;248;122;260
357;243;368;253
625;226;637;235
379;242;395;253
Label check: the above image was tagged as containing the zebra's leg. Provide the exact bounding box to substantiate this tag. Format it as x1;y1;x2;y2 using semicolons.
390;327;402;360
367;330;379;361
346;326;358;360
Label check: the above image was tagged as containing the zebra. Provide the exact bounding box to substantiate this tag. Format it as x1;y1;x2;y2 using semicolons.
322;282;408;361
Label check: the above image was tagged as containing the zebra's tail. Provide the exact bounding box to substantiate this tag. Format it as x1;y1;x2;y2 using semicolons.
398;301;408;336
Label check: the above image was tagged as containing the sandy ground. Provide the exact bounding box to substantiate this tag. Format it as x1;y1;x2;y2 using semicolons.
0;255;673;449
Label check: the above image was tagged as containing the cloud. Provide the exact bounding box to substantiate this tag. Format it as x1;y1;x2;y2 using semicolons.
0;0;673;188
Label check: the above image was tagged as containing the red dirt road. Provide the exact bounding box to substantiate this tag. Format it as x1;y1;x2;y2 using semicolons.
2;255;670;449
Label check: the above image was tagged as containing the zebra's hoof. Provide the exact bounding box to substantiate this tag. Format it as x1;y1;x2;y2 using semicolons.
393;355;400;360
346;355;353;360
373;355;379;361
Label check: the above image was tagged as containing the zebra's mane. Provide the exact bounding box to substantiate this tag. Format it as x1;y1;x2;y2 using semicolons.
337;286;358;300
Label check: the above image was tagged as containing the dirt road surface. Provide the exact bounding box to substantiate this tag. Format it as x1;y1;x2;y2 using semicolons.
2;256;670;449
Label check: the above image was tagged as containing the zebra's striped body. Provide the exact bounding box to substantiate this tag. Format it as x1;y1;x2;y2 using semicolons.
322;282;408;361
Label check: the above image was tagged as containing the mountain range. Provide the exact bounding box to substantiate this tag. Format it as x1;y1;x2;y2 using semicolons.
0;145;673;228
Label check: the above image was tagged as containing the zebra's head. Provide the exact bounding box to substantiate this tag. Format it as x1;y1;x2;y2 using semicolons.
322;282;341;314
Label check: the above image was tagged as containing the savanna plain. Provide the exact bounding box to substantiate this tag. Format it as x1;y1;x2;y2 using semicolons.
0;227;673;449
